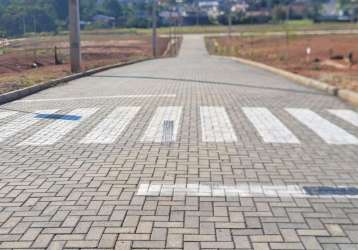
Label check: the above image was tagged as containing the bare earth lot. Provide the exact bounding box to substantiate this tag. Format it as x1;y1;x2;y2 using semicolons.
0;35;169;94
207;34;358;92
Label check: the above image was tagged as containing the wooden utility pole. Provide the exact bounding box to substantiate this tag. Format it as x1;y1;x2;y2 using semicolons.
69;0;81;73
227;0;233;37
152;0;158;57
196;0;200;26
228;12;232;37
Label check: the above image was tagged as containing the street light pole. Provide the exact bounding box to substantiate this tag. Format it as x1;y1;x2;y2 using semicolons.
69;0;81;73
152;0;158;57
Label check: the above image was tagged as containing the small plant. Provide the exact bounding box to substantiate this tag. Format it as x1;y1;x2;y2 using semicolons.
348;52;354;68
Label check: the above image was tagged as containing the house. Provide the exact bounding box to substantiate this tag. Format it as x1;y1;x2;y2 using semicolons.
92;14;116;26
198;1;220;17
289;1;309;19
231;0;249;13
316;0;351;22
244;10;271;23
322;0;338;16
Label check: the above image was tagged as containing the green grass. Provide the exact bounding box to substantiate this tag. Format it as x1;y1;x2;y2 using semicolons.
25;21;345;36
74;21;358;36
8;21;358;49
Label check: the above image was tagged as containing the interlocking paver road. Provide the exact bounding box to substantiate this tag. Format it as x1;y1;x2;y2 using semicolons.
0;35;358;249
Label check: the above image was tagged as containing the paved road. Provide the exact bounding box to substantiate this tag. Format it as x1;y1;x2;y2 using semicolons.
0;35;358;250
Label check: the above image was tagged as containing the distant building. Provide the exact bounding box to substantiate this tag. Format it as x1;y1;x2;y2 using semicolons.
92;14;116;26
231;1;249;13
79;21;92;29
198;1;220;18
322;0;338;16
316;0;350;22
289;1;309;19
198;1;219;10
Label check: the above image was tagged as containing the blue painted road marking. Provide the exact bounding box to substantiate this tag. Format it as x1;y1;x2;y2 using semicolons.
35;114;82;121
303;186;358;196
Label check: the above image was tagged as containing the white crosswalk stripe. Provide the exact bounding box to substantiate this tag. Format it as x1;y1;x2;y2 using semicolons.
136;183;358;198
0;111;17;120
243;107;300;144
80;107;140;144
0;106;356;146
200;106;237;142
136;183;306;197
0;110;58;143
19;108;98;146
287;108;358;145
141;106;182;142
328;109;358;127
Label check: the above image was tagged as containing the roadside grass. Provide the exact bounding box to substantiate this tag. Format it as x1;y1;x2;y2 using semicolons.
78;21;358;35
15;21;358;41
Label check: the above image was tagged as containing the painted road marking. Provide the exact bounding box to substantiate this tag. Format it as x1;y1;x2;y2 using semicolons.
303;186;358;196
80;107;140;144
200;106;237;142
0;111;17;120
14;95;176;103
137;184;304;197
287;109;358;145
141;106;182;143
243;107;300;144
0;110;58;143
328;109;358;127
136;184;358;198
35;114;82;121
19;108;98;146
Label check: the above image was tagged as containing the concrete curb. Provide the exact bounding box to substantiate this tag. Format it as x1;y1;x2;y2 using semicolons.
223;56;358;106
220;56;338;96
338;89;358;106
0;58;152;105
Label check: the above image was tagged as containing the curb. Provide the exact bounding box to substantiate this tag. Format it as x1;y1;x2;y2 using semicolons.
0;58;152;105
220;56;338;96
338;89;358;106
216;55;358;106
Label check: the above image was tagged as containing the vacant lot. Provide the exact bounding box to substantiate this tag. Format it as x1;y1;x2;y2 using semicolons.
79;21;358;35
0;34;170;94
207;34;358;92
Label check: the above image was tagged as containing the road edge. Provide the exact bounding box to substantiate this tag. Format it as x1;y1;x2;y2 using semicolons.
215;55;358;107
220;56;338;94
0;58;152;105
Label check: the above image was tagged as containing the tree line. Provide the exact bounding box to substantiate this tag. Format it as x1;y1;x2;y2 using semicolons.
0;0;357;38
0;0;154;37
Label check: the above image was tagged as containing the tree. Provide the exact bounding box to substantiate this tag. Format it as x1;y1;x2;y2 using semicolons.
101;0;123;26
79;0;97;21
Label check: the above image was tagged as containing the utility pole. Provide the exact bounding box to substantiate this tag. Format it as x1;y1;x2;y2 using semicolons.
228;8;232;37
152;0;158;57
69;0;81;73
169;7;173;56
227;0;233;37
196;0;200;26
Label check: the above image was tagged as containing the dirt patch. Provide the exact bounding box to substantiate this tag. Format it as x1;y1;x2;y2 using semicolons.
0;35;169;94
207;34;358;92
